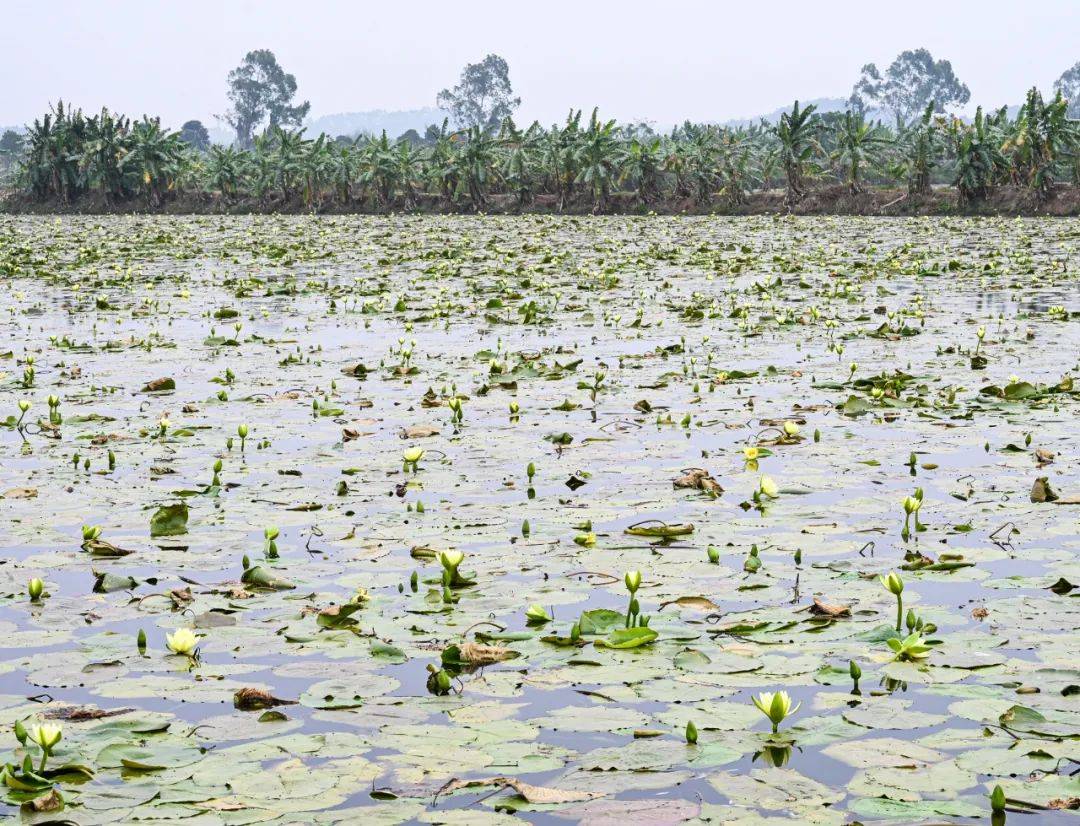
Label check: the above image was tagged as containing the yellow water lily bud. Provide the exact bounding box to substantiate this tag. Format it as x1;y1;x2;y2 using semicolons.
403;447;424;464
879;571;904;595
782;421;799;436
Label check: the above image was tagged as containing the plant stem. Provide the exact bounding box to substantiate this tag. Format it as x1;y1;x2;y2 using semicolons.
895;594;903;633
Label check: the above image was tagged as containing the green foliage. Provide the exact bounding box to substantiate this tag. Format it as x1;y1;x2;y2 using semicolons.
850;48;971;125
225;49;310;148
7;89;1079;211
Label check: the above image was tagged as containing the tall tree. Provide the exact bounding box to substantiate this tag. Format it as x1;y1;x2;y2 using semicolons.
1053;61;1080;118
225;49;310;148
0;130;25;173
179;120;210;151
850;49;970;125
437;54;520;132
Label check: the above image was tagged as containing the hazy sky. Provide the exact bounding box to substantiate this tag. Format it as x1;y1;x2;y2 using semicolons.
2;0;1077;130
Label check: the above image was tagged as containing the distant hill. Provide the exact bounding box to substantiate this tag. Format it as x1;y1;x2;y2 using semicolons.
306;108;448;139
721;96;890;127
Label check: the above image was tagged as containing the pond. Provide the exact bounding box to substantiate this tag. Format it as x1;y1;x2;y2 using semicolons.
0;214;1077;823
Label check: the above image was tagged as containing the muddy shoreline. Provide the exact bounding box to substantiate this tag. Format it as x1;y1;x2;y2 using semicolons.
4;183;1080;216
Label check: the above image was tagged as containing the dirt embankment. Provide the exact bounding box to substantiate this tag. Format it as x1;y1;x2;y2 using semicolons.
3;184;1079;217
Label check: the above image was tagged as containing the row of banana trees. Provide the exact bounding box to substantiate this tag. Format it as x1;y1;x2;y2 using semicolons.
11;91;1079;211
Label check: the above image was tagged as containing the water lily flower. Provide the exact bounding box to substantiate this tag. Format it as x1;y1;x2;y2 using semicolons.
759;476;779;499
438;550;464;578
624;570;641;594
887;631;933;662
28;722;62;771
751;690;801;733
782;421;799;437
29;724;62;752
166;628;199;657
743;446;760;461
901;494;922;539
574;532;596;547
403;447;424;467
27;578;44;602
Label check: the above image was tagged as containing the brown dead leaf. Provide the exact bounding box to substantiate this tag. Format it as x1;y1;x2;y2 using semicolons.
659;595;720;612
45;705;134;721
1047;798;1079;810
809;598;851;618
82;538;133;557
141;377;175;392
1035;448;1055;466
169;587;193;606
24;789;63;813
439;776;603;804
673;468;723;494
342;428;360;441
971;607;989;619
457;642;517;665
1031;476;1059;503
401;425;440;439
2;487;37;499
233;687;298;711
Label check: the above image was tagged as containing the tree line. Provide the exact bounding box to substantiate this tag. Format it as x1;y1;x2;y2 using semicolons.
1;48;1078;212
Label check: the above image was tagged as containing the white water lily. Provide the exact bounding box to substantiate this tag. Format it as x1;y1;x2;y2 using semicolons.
752;690;801;733
30;723;62;751
438;549;464;571
759;476;779;499
166;628;199;656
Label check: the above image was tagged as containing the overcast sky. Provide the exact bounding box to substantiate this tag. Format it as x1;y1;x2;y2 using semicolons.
2;0;1077;130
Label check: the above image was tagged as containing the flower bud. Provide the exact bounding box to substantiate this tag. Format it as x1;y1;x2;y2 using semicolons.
27;578;44;602
990;785;1005;812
